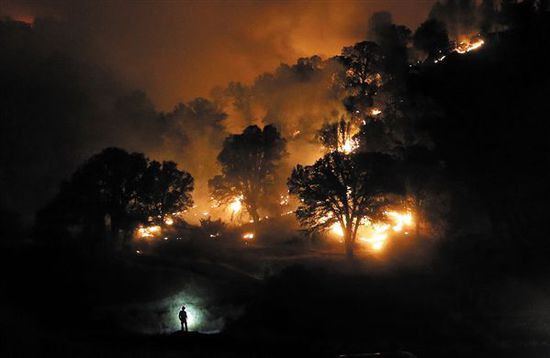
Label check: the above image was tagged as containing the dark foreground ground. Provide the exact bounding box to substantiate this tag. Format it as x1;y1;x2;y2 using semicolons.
2;235;550;358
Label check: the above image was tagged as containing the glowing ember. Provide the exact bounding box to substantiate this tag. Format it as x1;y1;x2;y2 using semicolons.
434;54;446;64
339;138;358;154
386;211;413;232
324;209;414;252
136;225;161;238
164;217;174;225
13;15;34;25
454;37;485;54
242;232;254;240
370;108;382;116
360;222;390;251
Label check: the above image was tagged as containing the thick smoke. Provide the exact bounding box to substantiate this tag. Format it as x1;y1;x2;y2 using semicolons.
213;56;348;175
1;0;436;109
0;15;395;225
0;18;162;223
0;17;346;224
1;3;441;226
428;0;502;40
157;99;228;218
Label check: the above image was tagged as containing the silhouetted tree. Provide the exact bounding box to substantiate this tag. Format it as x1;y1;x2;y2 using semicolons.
318;119;357;154
139;160;194;222
339;41;384;116
368;12;412;78
357;91;438;155
288;152;402;258
209;125;286;223
413;19;450;59
37;147;194;246
68;148;148;239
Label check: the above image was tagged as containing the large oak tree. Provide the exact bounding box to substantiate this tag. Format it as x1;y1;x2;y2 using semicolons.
209;125;286;223
288;151;401;258
37;147;194;245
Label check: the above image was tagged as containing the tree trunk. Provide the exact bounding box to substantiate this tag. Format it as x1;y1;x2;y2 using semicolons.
345;241;354;259
251;209;260;224
344;227;354;260
248;204;260;225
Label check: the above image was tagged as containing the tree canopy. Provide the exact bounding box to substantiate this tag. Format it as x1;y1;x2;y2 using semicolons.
288;152;402;258
36;147;193;245
209;124;286;223
339;41;385;116
413;18;450;58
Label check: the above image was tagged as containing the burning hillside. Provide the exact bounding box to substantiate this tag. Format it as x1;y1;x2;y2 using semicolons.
454;36;485;54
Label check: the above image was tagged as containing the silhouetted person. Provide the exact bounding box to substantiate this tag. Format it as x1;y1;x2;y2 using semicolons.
179;305;188;332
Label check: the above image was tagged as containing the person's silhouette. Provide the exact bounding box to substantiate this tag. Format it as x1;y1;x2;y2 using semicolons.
178;305;188;332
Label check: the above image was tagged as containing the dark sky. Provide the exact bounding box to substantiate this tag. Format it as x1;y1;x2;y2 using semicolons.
2;0;435;110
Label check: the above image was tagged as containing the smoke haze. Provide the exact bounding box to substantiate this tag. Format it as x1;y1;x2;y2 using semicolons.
0;1;437;223
2;0;435;109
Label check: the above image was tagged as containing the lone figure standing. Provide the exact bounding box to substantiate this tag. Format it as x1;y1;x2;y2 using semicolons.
179;305;188;332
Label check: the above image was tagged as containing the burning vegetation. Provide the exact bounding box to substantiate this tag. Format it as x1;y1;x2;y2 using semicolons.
0;0;550;358
30;0;536;261
326;212;413;252
454;36;485;54
3;2;550;357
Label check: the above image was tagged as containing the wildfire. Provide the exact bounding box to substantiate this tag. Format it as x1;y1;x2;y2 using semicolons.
329;120;360;155
339;138;358;154
454;37;485;54
136;225;161;238
242;232;255;240
359;223;390;251
386;211;413;232
229;196;243;213
325;209;414;252
370;108;382;116
433;54;446;64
